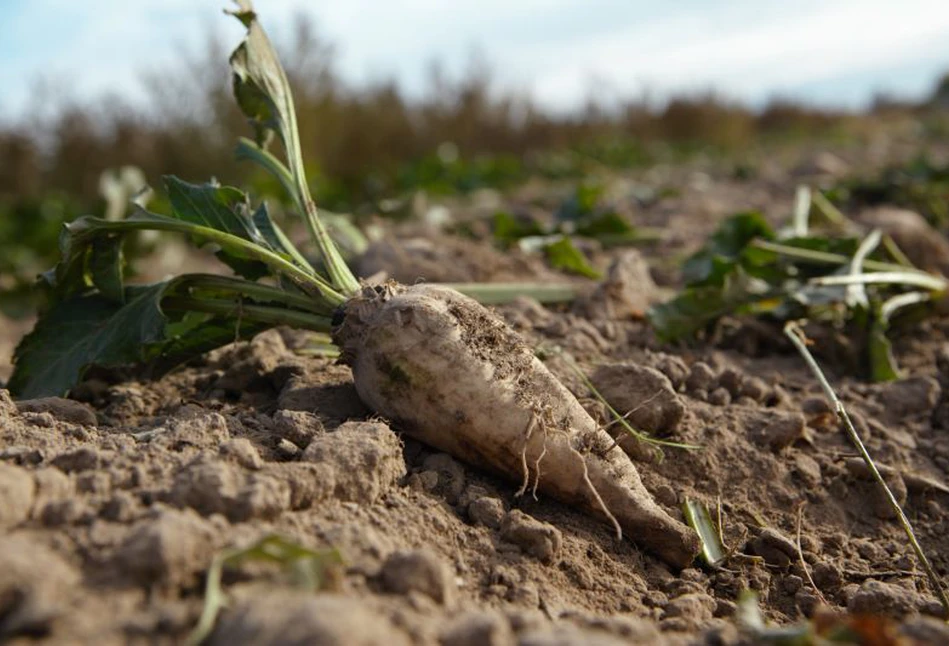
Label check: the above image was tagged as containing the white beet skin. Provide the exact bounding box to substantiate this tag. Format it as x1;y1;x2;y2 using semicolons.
332;283;700;568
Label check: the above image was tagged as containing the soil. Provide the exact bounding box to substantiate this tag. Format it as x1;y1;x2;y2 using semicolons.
3;131;949;645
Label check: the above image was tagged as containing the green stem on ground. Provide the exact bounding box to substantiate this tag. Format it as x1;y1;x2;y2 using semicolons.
784;321;949;618
176;274;331;314
446;282;579;305
810;271;947;293
810;190;855;232
162;296;332;332
751;239;937;276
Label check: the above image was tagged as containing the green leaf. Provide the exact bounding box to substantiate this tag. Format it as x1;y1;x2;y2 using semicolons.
556;182;605;221
164;176;274;280
682;211;775;285
51;208;343;305
492;211;544;246
8;270;334;398
868;319;900;382
573;210;636;243
544;236;601;279
649;269;773;342
90;235;125;303
9;283;174;398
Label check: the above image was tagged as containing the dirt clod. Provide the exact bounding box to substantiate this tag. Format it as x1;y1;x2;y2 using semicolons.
749;527;798;569
421;453;467;505
0;463;35;527
500;510;563;564
115;508;218;589
747;410;807;451
219;438;263;470
686;361;717;393
468;496;505;529
380;549;455;605
211;589;411;646
272;409;324;449
590;363;684;434
301;420;405;504
0;534;79;639
15;397;97;427
440;611;514;646
847;579;923;617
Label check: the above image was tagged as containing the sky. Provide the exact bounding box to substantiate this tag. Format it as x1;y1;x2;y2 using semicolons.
2;0;949;121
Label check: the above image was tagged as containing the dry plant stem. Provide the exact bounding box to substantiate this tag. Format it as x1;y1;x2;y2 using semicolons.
784;321;949;618
796;504;828;606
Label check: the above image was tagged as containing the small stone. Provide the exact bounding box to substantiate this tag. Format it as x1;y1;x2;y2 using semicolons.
219;438;263;470
76;471;111;496
500;510;563;564
782;575;803;595
171;460;291;522
380;549;454;605
233;473;292;521
40;499;89;527
148;409;230;450
15;397;97;427
468;496;505;529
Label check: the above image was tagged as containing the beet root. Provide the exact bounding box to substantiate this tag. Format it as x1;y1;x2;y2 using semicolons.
332;283;700;568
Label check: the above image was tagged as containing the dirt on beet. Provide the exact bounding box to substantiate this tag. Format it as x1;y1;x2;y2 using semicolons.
3;134;949;645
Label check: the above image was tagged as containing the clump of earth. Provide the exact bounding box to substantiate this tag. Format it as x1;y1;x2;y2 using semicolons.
2;136;949;645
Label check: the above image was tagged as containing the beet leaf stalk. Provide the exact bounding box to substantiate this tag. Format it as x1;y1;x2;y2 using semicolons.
9;0;699;568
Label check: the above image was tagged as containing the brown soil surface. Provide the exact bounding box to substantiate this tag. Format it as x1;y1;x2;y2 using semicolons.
3;131;949;644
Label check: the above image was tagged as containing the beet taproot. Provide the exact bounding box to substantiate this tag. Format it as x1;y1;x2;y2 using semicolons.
333;283;700;568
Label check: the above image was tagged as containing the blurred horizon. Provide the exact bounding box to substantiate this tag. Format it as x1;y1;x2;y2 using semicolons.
3;0;949;123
